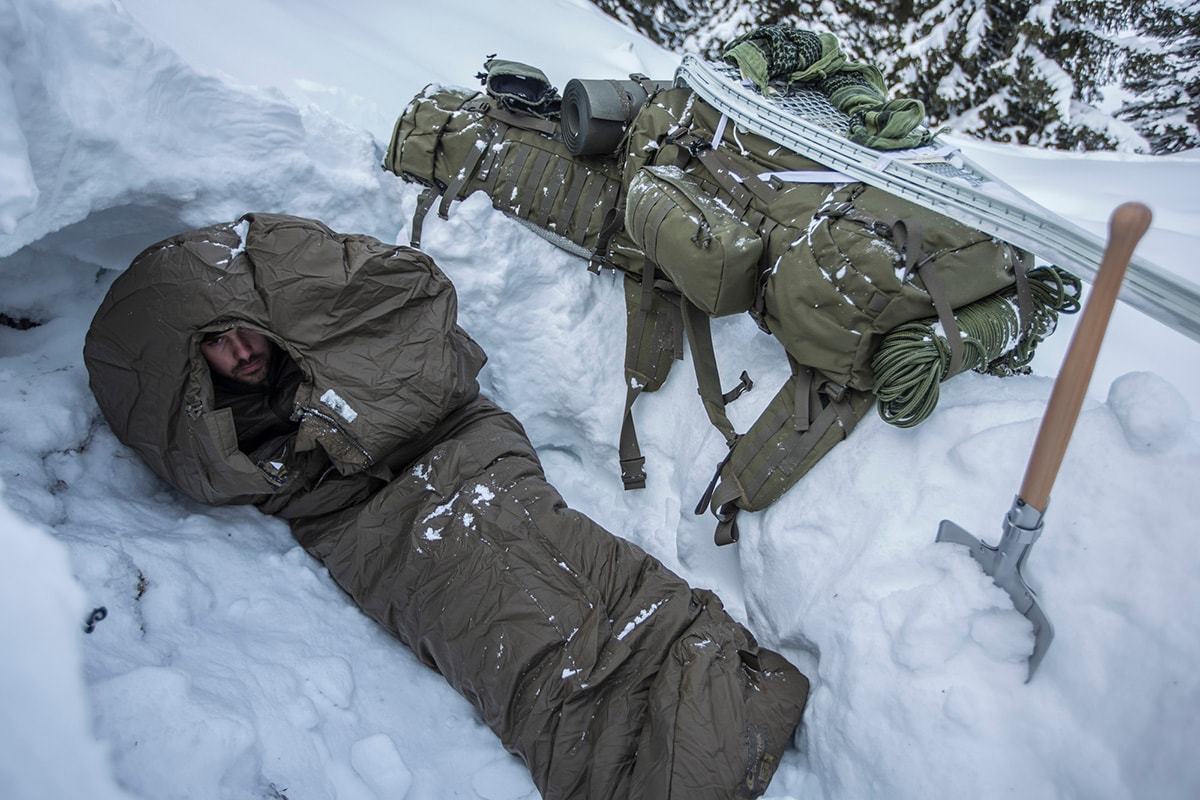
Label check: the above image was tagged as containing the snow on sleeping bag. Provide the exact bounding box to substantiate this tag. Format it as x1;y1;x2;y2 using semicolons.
83;213;809;800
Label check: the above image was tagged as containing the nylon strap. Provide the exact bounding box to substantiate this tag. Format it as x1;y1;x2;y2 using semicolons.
439;127;497;220
893;217;966;377
515;148;554;216
497;143;533;211
476;139;505;195
482;104;560;136
617;266;684;489
588;204;622;272
619;378;648;489
756;169;855;183
793;362;812;432
578;173;613;253
619;261;657;490
533;158;571;229
695;142;782;207
714;512;741;546
554;168;589;238
597;179;621;242
410;187;439;248
1012;247;1035;337
634;193;674;266
680;299;747;446
577;173;610;231
701;367;869;546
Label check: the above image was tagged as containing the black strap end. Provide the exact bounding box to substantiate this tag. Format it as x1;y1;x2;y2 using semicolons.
714;507;740;546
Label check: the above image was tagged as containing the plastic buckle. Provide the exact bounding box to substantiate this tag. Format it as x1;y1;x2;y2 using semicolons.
687;140;712;157
620;456;647;490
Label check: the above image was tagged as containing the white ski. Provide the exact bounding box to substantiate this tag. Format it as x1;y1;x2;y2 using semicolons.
674;55;1200;344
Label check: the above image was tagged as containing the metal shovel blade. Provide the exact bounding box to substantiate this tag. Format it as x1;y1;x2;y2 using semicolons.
937;497;1055;682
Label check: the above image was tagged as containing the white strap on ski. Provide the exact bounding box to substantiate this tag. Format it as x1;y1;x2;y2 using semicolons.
756;169;855;184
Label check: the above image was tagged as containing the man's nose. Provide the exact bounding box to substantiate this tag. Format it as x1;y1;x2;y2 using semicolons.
229;332;254;360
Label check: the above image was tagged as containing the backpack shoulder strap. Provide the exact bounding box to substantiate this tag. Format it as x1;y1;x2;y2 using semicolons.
680;298;753;447
700;363;874;545
618;266;684;489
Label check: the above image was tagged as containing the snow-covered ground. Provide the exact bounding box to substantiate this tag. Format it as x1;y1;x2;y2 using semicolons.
2;1;1198;798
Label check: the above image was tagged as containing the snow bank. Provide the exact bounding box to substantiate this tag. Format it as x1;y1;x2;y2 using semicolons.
0;485;133;800
0;0;406;265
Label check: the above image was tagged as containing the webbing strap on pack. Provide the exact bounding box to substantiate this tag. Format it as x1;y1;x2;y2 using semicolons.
700;365;872;545
1012;248;1035;336
439;125;500;220
619;379;648;489
534;158;571;228
618;266;684;489
555;169;592;235
680;134;783;212
589;206;624;273
756;169;855;184
680;299;751;446
410;187;440;249
891;217;966;377
482;104;559;136
895;217;1039;379
408;119;503;248
619;276;756;494
409;98;606;251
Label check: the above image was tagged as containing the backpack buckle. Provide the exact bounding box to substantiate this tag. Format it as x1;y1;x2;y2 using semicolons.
620;455;647;489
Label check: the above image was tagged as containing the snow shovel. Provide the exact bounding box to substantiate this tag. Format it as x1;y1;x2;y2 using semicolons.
937;201;1153;682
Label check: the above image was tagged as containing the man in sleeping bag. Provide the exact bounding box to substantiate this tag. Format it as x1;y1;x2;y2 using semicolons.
83;212;808;800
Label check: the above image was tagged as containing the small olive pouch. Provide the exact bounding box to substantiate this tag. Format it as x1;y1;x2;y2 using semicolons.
624;165;763;317
477;56;561;117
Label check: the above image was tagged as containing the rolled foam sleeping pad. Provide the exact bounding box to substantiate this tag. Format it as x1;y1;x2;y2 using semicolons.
561;78;671;156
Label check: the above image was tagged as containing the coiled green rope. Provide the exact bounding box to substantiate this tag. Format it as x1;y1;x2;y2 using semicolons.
872;266;1082;427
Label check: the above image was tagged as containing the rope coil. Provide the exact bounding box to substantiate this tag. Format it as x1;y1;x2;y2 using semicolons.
872;266;1082;427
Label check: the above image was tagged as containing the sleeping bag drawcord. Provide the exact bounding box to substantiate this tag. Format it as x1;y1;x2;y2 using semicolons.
871;265;1082;427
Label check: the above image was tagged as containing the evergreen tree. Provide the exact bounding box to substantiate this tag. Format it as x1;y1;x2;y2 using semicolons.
891;1;1133;150
587;2;860;58
587;0;715;53
1119;0;1200;153
588;0;1196;152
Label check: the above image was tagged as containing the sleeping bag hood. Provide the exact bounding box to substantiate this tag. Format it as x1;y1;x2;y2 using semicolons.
83;212;486;505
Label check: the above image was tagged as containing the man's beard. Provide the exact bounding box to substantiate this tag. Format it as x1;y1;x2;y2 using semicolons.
231;350;271;386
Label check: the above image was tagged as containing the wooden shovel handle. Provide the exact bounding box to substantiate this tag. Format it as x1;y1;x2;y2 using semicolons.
1019;202;1153;512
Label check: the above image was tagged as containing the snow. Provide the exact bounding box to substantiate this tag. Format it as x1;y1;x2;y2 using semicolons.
2;1;1198;799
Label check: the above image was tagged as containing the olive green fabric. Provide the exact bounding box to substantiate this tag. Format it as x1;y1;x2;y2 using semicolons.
84;213;485;504
294;401;808;799
605;86;1039;540
707;367;875;543
384;85;622;250
378;77;1040;544
84;214;809;800
607;86;861;518
624;165;763;317
723;25;933;150
610;88;1029;396
608;87;836;278
761;183;1028;391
